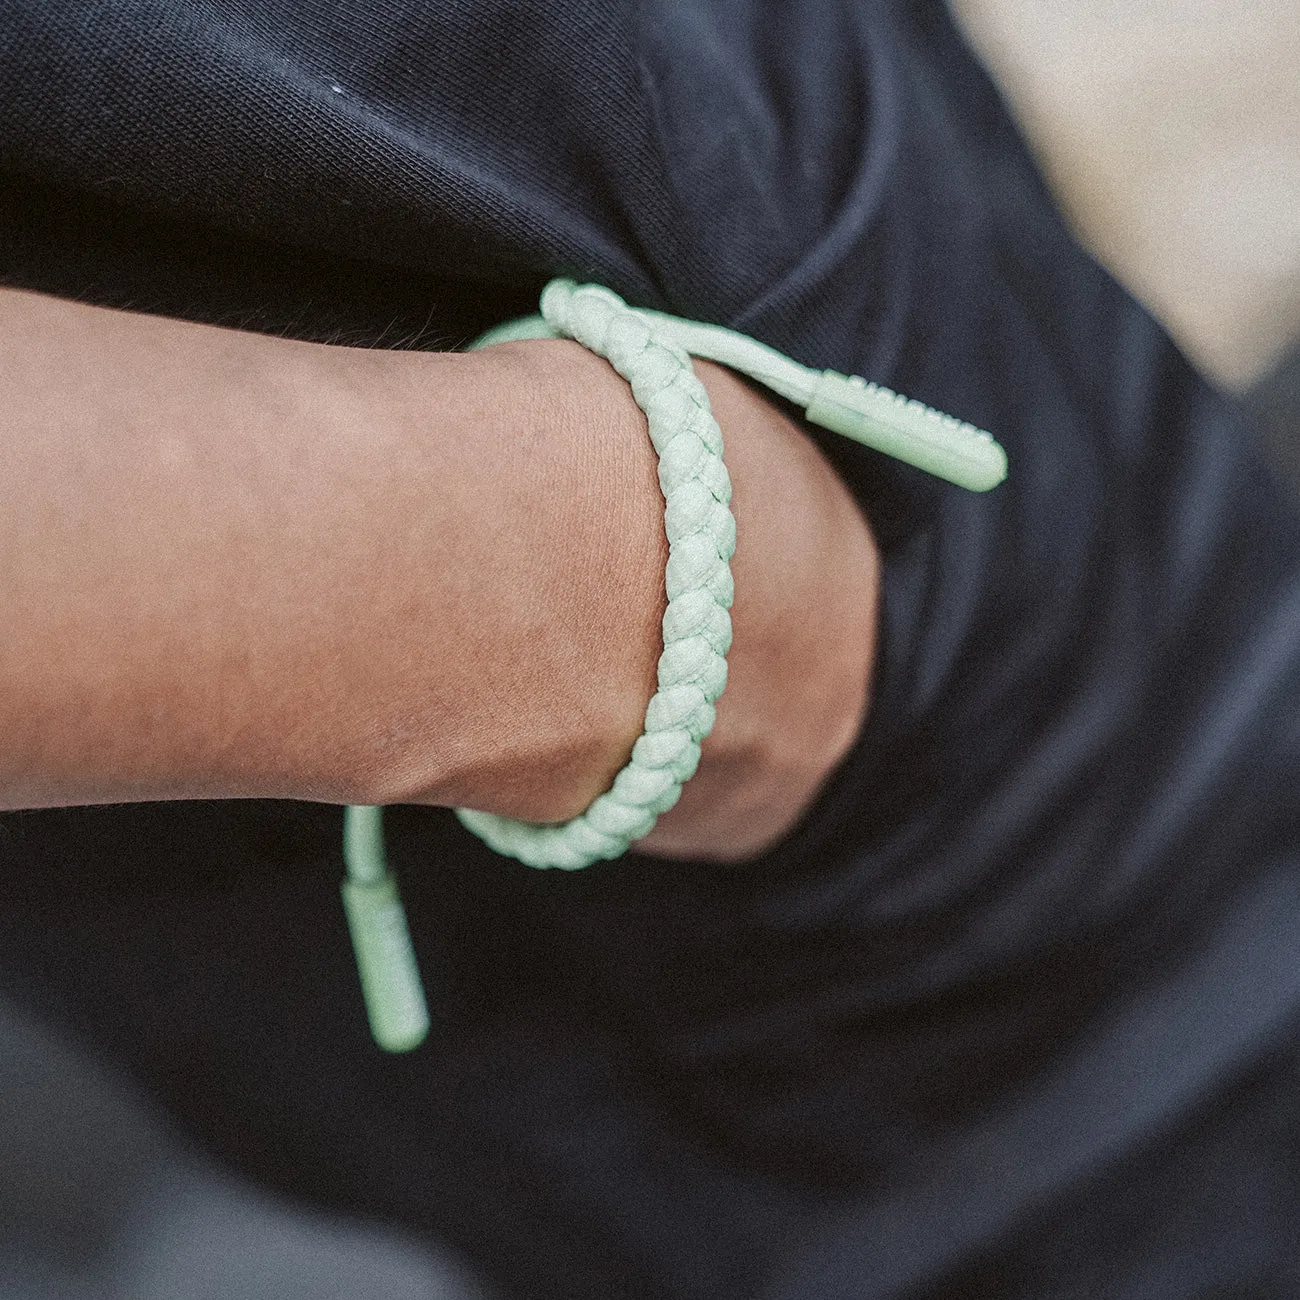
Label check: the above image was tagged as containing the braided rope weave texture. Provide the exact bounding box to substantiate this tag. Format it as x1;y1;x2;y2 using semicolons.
455;281;736;870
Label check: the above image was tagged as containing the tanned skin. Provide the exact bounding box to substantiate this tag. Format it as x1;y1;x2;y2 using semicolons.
0;288;878;860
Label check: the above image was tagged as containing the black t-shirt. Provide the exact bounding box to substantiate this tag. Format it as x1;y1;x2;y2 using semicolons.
3;1;1300;1296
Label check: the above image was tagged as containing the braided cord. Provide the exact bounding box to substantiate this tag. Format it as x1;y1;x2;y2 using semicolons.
341;279;1008;1045
455;280;736;869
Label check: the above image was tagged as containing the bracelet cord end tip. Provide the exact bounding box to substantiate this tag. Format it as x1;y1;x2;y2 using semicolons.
806;370;1007;492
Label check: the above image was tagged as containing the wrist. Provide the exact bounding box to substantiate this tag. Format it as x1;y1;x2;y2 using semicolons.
430;341;879;859
367;339;668;819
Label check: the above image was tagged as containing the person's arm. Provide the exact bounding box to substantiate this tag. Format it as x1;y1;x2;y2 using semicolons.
0;288;878;860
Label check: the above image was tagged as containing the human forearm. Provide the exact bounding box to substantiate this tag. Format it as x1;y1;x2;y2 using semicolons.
0;288;880;860
0;289;667;811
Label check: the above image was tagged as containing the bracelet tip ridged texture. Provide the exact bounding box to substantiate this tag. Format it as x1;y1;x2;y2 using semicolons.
455;280;736;870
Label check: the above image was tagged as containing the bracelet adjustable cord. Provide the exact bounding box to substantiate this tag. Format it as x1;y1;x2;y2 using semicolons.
340;803;429;1054
342;279;1007;1051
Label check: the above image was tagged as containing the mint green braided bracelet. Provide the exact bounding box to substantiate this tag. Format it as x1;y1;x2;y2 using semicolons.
342;279;1008;1050
458;280;737;870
